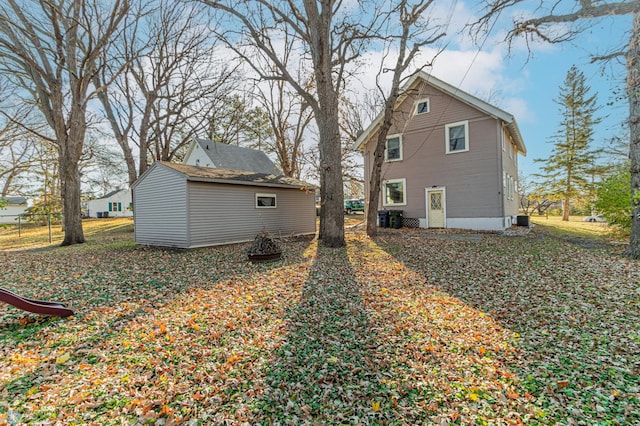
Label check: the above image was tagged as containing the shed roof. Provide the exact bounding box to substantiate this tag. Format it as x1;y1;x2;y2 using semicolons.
189;138;281;175
353;71;526;155
138;162;315;190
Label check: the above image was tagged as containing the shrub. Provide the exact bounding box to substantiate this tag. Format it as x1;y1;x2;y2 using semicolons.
594;162;632;235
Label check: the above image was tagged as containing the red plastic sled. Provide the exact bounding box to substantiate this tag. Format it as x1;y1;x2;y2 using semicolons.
0;287;74;317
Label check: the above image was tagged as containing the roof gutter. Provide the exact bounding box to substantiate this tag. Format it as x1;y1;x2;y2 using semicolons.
185;176;314;190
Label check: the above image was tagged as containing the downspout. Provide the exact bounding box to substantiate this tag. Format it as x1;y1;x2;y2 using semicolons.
185;177;191;249
498;120;505;226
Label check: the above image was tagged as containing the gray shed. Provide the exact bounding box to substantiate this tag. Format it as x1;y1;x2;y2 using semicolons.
132;162;316;248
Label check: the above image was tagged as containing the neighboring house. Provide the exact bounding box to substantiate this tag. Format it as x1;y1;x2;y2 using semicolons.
0;196;28;224
86;189;133;218
354;71;526;231
183;138;281;175
132;162;316;248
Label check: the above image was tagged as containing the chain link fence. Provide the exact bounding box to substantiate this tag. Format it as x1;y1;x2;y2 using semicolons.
0;213;63;245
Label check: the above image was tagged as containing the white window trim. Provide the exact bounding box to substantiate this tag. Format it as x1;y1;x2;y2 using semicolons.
382;178;407;207
255;193;277;208
415;98;430;115
445;120;469;154
385;134;403;162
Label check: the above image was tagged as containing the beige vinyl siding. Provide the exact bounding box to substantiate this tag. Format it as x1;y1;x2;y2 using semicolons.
133;166;188;247
187;182;315;247
365;82;503;220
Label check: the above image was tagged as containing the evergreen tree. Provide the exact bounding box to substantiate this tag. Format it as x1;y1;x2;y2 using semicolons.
535;65;601;221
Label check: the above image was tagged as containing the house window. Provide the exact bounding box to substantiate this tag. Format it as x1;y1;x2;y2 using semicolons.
382;178;406;206
445;120;469;154
109;202;121;212
256;193;277;208
415;98;430;114
385;135;402;161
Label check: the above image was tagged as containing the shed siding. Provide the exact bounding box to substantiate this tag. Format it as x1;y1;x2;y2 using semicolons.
187;182;315;247
364;82;503;220
134;166;189;247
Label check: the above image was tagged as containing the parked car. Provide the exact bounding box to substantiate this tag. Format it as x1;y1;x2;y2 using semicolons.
344;199;365;214
583;214;605;223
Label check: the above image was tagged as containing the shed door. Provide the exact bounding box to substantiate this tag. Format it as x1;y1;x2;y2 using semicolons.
427;189;445;228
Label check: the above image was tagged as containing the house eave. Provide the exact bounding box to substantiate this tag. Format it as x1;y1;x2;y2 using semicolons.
353;70;527;156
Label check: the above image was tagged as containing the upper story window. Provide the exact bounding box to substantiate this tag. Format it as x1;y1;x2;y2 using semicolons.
385;134;403;162
256;193;277;208
415;98;430;114
445;120;469;154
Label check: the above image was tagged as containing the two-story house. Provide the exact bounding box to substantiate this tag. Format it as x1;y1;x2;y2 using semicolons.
354;71;526;231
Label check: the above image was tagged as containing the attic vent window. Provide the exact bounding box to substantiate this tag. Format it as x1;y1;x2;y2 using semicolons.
416;98;430;114
206;144;209;149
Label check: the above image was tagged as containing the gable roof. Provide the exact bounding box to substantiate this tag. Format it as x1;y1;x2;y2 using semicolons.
186;138;281;175
353;71;526;155
135;162;314;190
95;189;128;200
1;196;27;205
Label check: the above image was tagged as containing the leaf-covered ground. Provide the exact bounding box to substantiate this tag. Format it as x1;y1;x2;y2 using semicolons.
0;223;638;425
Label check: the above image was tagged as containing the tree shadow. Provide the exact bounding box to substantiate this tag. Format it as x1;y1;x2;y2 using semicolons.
254;242;397;423
0;236;317;423
375;229;640;423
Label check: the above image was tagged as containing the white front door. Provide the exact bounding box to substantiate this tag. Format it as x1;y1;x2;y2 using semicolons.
426;188;445;228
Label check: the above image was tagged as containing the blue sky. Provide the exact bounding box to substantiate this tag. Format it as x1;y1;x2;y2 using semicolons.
431;2;631;178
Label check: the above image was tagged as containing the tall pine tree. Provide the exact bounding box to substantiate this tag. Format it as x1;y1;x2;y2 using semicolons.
536;65;601;221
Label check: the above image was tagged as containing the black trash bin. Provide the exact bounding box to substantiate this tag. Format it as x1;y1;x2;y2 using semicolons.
389;210;403;229
378;210;390;228
517;215;529;226
103;211;109;218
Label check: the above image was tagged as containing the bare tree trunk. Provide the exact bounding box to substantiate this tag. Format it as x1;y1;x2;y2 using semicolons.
316;83;345;247
304;0;344;247
366;110;395;237
562;197;570;221
59;151;85;245
626;11;640;259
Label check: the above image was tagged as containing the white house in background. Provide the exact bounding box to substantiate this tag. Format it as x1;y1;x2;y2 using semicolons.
0;196;28;224
86;189;133;218
183;138;281;175
132;162;316;249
